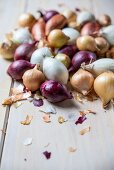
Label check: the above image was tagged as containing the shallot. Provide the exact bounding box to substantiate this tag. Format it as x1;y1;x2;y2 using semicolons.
40;80;72;103
7;60;35;80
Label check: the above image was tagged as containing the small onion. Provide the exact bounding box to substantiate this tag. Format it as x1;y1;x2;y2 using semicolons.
98;14;111;26
57;45;77;58
95;37;109;54
77;11;95;26
0;41;18;60
12;28;33;44
69;51;96;72
40;80;72;103
62;9;76;23
76;35;96;51
48;29;69;48
22;65;45;91
43;10;59;22
55;53;71;68
7;60;35;80
43;57;69;84
81;22;101;36
18;13;36;29
70;69;94;95
99;25;114;46
14;41;37;61
62;27;80;44
30;47;52;69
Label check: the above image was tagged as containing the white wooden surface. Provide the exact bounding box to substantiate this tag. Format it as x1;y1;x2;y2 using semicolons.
0;0;114;170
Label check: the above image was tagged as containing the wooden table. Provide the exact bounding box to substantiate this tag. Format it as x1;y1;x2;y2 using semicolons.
0;0;114;169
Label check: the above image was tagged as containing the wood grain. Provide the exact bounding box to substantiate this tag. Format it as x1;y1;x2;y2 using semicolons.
0;0;114;170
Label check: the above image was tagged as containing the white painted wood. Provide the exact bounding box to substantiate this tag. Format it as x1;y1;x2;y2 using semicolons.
1;0;114;170
0;0;26;140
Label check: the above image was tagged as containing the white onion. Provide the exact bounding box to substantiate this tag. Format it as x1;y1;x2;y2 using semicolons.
99;25;114;46
30;47;52;69
77;11;95;25
43;57;69;84
62;27;80;44
12;28;33;44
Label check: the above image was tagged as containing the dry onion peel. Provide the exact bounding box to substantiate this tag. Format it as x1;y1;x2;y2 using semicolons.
80;126;91;135
21;115;33;125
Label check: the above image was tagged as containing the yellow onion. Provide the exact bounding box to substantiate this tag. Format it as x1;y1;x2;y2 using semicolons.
76;35;96;52
70;69;94;95
55;53;71;68
22;65;45;91
94;71;114;107
18;13;36;29
0;40;18;60
95;37;110;54
48;29;69;48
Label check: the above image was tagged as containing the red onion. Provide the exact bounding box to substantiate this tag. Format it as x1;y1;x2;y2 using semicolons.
81;22;101;36
40;80;72;103
57;45;77;58
14;41;37;61
69;51;96;72
43;10;59;22
7;60;35;80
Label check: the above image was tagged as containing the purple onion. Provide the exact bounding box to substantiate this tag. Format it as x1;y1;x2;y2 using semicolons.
57;45;77;58
43;10;59;22
69;51;96;72
14;41;37;61
40;80;72;103
7;60;35;80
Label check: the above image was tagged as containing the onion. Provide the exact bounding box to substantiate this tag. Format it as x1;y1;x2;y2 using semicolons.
43;57;69;84
94;71;114;107
57;45;77;58
18;13;36;29
62;9;76;23
40;80;72;103
43;10;59;22
14;41;37;61
30;47;52;69
48;29;69;48
81;22;101;36
99;25;114;46
106;47;114;59
95;37;109;54
70;69;94;95
62;27;80;44
77;11;95;26
82;58;114;76
69;51;96;72
98;14;111;26
12;28;33;44
7;60;35;80
0;40;18;60
55;53;71;68
31;18;46;41
76;35;96;51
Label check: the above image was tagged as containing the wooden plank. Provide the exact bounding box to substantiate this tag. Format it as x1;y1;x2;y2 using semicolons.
0;0;26;160
1;0;114;170
0;0;26;143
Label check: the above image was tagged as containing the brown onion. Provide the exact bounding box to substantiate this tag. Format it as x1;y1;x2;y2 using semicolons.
95;37;110;54
98;14;111;26
76;35;96;52
81;22;101;36
18;13;36;29
106;47;114;59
